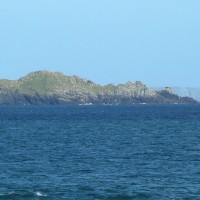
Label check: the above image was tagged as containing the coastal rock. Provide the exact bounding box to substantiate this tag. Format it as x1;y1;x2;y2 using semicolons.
0;70;198;105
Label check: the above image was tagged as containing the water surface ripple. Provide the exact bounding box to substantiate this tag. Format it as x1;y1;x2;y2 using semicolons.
1;105;200;199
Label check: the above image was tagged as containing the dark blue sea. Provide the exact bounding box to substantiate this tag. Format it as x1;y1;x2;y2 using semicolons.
1;105;200;200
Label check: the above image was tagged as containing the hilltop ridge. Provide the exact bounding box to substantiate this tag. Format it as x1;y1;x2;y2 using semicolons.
0;70;197;105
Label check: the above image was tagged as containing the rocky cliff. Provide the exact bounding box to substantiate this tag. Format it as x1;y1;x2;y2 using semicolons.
0;70;198;105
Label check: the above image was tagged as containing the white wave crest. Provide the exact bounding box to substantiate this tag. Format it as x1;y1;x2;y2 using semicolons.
35;191;47;197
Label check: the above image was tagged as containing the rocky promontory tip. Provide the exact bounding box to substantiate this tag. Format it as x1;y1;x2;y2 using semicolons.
0;70;198;105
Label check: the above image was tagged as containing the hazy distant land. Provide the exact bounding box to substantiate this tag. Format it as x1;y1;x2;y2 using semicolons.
153;87;200;102
0;70;198;105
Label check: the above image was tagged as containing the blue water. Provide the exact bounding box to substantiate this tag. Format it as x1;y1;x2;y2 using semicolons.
1;105;200;200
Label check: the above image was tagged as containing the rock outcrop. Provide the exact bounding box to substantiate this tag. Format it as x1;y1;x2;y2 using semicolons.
0;70;198;105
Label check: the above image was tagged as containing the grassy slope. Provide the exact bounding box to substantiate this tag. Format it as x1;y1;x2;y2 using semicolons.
0;71;197;104
0;71;104;95
0;70;154;97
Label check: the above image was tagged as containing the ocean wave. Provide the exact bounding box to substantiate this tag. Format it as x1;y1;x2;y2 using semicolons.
0;190;47;199
35;191;47;197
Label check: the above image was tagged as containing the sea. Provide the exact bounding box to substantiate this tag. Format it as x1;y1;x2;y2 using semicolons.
0;105;200;200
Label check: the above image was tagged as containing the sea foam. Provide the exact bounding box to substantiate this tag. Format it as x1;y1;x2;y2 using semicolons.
35;191;47;197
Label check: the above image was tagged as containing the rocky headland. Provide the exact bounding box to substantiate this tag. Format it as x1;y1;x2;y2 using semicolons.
0;70;198;105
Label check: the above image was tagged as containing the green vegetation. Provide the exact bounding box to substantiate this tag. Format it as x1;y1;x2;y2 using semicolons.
0;70;197;105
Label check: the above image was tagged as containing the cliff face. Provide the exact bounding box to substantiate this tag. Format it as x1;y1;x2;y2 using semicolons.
0;70;198;105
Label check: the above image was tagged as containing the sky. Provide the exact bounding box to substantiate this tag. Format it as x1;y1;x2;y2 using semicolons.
0;0;200;87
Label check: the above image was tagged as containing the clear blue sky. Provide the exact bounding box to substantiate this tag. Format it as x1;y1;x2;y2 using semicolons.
0;0;200;87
